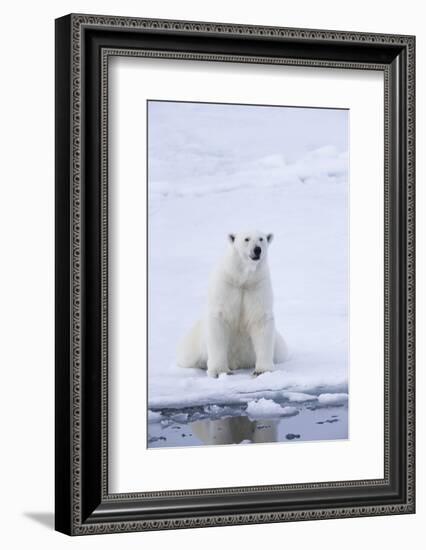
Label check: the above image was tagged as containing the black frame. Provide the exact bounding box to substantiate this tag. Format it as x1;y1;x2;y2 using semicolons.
55;14;415;535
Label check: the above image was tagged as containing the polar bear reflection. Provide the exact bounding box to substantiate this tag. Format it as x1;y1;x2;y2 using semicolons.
191;416;278;445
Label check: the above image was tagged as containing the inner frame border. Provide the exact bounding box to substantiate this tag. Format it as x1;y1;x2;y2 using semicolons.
101;49;389;498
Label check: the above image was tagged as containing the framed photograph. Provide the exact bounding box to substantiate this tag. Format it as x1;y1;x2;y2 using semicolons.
55;14;415;535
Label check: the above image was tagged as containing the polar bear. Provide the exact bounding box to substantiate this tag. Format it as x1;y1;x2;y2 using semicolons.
177;230;287;378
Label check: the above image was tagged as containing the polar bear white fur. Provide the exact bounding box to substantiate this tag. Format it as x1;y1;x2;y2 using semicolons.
177;230;288;378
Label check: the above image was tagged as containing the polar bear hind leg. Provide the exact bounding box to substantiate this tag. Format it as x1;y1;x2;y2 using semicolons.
176;320;207;369
177;323;287;370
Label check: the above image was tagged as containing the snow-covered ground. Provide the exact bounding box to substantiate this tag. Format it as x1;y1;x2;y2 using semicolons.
147;101;349;421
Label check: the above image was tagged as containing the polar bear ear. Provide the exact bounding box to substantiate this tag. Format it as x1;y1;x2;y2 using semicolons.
267;233;274;243
228;233;236;244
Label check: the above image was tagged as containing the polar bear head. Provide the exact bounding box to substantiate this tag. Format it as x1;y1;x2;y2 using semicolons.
228;230;273;265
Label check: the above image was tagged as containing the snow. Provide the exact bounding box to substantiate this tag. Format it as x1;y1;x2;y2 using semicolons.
148;367;347;410
317;393;349;406
147;101;349;414
149;144;348;199
285;392;319;403
147;410;163;423
246;399;299;418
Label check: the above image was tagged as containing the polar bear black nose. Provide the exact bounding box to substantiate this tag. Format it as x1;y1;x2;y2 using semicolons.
254;246;261;256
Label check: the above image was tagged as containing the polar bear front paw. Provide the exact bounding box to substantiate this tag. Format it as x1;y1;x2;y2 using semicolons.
207;369;219;378
253;364;274;377
207;363;231;378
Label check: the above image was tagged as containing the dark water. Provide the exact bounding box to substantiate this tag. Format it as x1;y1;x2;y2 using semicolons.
148;405;348;448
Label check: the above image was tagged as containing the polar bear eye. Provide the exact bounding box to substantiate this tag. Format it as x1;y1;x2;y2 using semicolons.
259;238;263;242
244;237;250;242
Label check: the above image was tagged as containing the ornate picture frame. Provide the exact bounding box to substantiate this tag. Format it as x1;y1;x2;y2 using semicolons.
55;13;415;535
